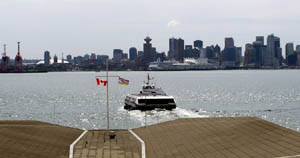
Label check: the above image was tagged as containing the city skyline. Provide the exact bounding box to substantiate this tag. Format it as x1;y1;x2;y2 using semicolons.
1;0;300;59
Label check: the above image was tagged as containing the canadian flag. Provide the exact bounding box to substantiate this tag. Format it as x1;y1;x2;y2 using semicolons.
96;78;108;86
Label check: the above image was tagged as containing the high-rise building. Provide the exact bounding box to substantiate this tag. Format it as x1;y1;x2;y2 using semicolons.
129;47;137;61
286;43;294;57
151;47;157;61
175;38;184;62
225;37;234;48
266;34;282;66
113;49;123;63
221;38;239;67
236;47;242;64
256;36;264;45
206;46;215;59
286;43;297;66
44;51;50;66
143;36;153;63
214;45;221;58
296;45;300;52
253;41;264;66
53;54;58;64
168;37;184;62
194;40;203;49
66;55;72;63
168;37;176;59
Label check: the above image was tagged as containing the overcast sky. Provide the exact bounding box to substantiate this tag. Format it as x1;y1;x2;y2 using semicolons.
1;0;300;59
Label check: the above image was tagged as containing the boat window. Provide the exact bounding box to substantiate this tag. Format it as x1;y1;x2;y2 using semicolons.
138;99;175;104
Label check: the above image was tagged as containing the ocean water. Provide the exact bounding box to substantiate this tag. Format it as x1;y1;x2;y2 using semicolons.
0;70;299;131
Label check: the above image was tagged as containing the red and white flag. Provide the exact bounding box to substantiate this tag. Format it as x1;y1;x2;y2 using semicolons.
96;78;108;86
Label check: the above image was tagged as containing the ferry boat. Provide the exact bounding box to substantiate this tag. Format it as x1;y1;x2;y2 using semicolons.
124;74;176;111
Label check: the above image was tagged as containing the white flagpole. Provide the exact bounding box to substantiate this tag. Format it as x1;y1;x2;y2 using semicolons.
106;59;109;129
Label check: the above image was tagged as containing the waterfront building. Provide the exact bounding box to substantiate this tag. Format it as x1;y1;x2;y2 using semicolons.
194;40;203;49
156;52;167;61
143;36;153;63
113;49;123;63
66;55;72;63
53;54;58;64
44;51;50;66
225;37;234;48
266;34;282;67
129;47;137;61
14;42;23;72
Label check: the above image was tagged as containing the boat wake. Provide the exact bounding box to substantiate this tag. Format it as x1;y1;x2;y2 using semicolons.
118;107;209;126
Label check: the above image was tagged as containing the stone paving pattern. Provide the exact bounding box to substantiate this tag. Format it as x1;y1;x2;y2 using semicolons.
74;130;141;158
133;117;300;158
0;120;82;158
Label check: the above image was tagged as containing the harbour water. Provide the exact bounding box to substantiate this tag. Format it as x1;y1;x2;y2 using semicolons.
0;70;299;131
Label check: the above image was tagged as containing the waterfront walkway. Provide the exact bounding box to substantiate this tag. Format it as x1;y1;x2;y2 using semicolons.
73;130;141;158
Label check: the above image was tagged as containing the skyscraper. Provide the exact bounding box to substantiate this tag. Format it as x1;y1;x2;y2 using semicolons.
53;54;58;64
168;37;184;62
225;38;234;48
66;55;72;63
286;43;296;66
44;51;50;66
113;49;123;63
175;38;184;62
129;47;137;61
168;37;176;59
296;45;300;52
194;40;203;49
267;34;282;66
143;36;153;63
286;43;294;57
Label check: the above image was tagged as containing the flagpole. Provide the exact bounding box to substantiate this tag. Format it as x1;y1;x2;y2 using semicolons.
106;59;109;129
